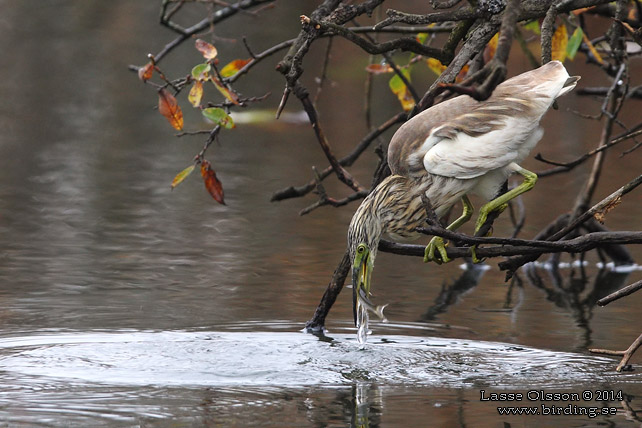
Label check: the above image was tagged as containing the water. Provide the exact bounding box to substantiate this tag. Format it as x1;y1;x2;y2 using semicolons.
0;1;641;426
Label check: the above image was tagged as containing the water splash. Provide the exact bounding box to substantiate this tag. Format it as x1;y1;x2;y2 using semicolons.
356;302;369;346
0;328;636;388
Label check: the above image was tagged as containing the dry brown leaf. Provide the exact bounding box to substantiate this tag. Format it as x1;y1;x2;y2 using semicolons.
200;160;225;205
158;88;184;131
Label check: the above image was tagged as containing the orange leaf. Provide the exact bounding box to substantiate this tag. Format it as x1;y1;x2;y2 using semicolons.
158;88;184;131
483;33;499;63
195;39;218;60
138;62;154;82
455;65;470;83
551;25;568;62
365;63;393;74
426;58;447;76
212;77;240;105
200;160;225;205
220;59;252;78
188;81;203;107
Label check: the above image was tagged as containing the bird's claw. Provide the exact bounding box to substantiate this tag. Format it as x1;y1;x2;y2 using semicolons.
424;236;450;264
470;245;486;264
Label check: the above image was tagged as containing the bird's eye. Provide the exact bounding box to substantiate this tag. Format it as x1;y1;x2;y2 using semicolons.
357;244;365;254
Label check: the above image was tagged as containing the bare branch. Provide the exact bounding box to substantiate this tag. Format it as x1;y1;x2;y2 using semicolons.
597;280;642;306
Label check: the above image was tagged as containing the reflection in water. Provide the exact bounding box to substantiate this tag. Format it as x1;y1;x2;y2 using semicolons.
420;262;488;321
524;264;632;350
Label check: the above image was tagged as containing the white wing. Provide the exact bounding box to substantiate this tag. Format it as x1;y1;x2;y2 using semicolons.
423;116;541;179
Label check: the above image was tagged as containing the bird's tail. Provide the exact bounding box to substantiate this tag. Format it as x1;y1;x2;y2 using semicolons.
557;75;581;98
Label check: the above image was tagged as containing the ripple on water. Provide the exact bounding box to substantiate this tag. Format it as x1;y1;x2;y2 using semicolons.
0;327;636;389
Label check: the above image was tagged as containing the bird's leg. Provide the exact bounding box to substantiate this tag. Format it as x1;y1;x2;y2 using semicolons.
470;164;538;263
424;195;474;264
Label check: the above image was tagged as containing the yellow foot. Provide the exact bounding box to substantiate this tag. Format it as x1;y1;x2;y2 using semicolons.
424;236;450;264
470;245;485;264
474;203;508;234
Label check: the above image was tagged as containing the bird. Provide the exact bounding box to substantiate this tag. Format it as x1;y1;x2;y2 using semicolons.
347;60;579;341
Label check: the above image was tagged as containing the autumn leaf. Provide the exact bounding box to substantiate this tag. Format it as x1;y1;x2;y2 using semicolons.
220;59;252;78
365;63;393;74
426;58;447;76
202;107;235;129
415;32;430;44
483;33;499;63
191;63;211;81
138;62;154;82
195;39;218;60
594;196;621;224
171;164;196;190
582;31;604;64
200;160;225;205
188;81;204;107
158;88;183;131
388;70;414;112
455;65;470;83
212;77;240;105
566;27;584;60
551;24;569;62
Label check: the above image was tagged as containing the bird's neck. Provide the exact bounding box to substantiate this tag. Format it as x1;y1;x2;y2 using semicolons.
348;175;415;261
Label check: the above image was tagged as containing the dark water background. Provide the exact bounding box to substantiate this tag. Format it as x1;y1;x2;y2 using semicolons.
0;1;641;426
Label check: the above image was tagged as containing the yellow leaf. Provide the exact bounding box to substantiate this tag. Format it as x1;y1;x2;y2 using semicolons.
388;71;414;112
220;59;252;78
426;58;447;76
212;77;240;105
582;31;604;64
158;88;183;131
551;25;568;62
188;81;203;107
171;165;196;189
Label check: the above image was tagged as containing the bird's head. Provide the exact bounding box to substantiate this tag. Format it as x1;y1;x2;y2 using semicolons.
351;242;374;326
347;190;384;327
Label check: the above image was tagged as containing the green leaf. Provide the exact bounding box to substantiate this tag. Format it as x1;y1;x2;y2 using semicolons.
523;20;541;35
171;164;196;189
388;69;414;111
202;107;235;129
191;63;211;81
567;27;584;60
388;68;411;93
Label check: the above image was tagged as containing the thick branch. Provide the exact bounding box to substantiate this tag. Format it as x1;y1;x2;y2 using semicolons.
379;231;642;259
305;251;351;332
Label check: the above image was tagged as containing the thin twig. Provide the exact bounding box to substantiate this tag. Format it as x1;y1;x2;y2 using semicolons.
597;280;642;306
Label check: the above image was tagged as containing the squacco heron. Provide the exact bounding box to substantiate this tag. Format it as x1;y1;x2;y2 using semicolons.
348;61;579;340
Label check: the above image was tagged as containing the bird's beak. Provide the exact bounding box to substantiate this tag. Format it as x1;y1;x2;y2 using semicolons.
352;249;371;326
